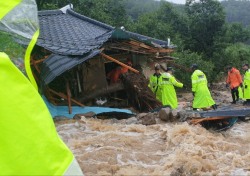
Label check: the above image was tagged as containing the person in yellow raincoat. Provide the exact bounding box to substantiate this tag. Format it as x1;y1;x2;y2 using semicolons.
161;67;183;109
191;64;217;110
0;1;83;175
149;64;163;102
242;63;250;105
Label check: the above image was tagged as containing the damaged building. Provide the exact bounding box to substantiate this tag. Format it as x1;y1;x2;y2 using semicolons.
32;5;175;113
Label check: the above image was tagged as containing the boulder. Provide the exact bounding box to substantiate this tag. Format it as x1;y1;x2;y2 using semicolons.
141;112;156;125
159;107;172;121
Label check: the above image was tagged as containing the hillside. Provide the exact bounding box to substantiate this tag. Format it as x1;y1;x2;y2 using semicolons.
123;0;250;27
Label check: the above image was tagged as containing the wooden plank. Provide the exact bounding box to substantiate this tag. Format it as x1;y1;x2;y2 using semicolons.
100;52;140;74
49;88;84;107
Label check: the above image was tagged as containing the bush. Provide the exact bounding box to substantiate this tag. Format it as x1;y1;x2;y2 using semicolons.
172;51;214;88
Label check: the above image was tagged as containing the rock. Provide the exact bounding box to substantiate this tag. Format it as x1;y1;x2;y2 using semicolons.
126;117;138;124
73;114;82;120
53;116;69;122
136;113;148;119
141;112;156;125
171;109;179;121
73;111;96;119
178;110;189;122
159;107;171;121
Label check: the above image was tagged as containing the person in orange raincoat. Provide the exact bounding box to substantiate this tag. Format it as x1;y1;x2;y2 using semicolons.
107;61;132;84
226;65;243;104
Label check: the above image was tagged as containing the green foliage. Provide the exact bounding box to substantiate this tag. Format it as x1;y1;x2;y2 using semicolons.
131;1;188;45
122;0;161;20
172;51;214;87
223;43;250;68
224;23;250;43
185;0;226;57
222;0;250;27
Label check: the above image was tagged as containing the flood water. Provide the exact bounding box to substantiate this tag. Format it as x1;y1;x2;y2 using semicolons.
55;117;250;175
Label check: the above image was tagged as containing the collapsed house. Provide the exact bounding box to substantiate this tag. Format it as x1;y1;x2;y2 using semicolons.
32;4;175;113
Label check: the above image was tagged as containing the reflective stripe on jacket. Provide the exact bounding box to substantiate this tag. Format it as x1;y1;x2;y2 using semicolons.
226;67;242;89
191;70;215;108
244;69;250;99
161;72;183;109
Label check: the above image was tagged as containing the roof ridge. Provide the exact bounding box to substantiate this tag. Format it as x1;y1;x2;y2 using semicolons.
38;10;63;16
67;9;114;31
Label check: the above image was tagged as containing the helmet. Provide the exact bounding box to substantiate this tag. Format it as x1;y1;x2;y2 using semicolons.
154;63;161;70
191;64;198;70
166;67;173;72
242;63;249;67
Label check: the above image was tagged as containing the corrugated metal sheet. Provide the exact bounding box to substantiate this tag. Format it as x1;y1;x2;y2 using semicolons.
200;109;250;117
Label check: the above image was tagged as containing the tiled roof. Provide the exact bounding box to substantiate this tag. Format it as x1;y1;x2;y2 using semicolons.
37;7;114;55
41;50;100;84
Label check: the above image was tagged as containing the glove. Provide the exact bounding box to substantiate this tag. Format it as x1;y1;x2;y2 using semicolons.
245;85;248;89
240;83;243;88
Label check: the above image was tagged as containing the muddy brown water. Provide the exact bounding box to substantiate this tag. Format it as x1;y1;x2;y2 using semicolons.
56;87;250;175
55;118;250;175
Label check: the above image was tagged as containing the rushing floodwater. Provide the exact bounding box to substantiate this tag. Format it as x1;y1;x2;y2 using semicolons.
55;117;250;176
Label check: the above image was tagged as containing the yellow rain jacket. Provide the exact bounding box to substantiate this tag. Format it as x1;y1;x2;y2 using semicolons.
0;53;75;175
161;72;183;109
149;73;162;102
0;1;82;175
243;69;250;99
191;70;215;108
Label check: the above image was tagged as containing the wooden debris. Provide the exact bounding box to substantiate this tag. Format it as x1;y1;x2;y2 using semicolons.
121;72;162;112
49;88;84;107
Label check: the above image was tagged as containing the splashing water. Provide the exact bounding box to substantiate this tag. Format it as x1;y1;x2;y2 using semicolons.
55;118;250;176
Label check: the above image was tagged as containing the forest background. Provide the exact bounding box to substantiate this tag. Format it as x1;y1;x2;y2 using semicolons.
2;0;250;86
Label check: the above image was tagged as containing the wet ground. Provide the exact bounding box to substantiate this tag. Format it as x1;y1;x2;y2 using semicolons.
55;84;250;175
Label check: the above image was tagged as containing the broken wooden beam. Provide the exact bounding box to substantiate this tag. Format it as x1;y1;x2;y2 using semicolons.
101;52;140;74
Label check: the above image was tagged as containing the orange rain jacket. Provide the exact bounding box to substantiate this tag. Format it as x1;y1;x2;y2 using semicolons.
226;67;242;89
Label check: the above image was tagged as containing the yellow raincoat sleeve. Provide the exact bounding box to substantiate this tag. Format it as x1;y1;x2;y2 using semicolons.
170;76;183;88
0;52;74;175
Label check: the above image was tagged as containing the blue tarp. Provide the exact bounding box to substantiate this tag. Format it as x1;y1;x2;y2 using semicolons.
43;96;134;118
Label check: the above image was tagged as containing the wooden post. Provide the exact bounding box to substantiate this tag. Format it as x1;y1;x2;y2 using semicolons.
66;80;72;114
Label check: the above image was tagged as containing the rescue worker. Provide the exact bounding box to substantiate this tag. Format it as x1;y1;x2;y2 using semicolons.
191;64;217;110
149;64;162;102
226;65;243;104
0;1;83;175
161;67;183;109
242;63;250;105
107;60;132;84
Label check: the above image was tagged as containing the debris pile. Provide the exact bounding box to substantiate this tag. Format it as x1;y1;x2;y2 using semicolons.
122;72;162;112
